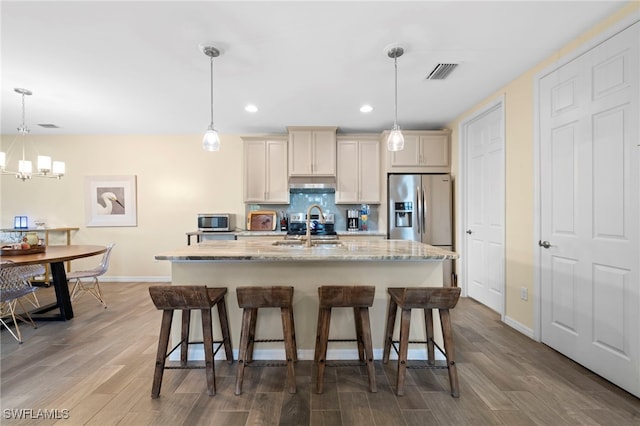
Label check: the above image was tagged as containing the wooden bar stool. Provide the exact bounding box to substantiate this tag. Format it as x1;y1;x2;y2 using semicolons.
382;287;461;397
148;285;233;399
235;286;297;395
314;285;376;394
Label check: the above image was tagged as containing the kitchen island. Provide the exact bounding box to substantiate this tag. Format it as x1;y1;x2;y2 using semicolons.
155;239;458;360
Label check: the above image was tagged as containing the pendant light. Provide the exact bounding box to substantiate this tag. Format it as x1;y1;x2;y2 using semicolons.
202;45;221;152
0;88;65;180
386;46;405;151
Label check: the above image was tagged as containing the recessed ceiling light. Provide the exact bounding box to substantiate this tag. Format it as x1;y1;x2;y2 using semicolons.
360;105;373;113
245;104;258;113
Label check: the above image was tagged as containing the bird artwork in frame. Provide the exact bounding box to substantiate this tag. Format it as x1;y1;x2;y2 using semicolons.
84;175;137;227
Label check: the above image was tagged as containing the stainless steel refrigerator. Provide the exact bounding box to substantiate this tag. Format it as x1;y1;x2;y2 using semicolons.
388;174;454;286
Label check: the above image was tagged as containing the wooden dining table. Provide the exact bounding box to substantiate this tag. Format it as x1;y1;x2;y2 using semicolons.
0;245;107;321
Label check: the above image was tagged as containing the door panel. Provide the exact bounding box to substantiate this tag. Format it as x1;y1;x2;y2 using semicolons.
540;22;639;397
464;102;505;314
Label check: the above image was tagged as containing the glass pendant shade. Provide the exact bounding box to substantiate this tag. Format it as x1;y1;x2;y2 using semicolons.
387;125;405;151
203;126;220;151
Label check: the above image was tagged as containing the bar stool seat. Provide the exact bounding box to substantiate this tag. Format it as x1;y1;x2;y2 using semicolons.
382;287;461;397
235;286;297;395
314;285;376;394
148;285;233;398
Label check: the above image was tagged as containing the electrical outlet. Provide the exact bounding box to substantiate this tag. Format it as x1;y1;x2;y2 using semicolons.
520;287;528;301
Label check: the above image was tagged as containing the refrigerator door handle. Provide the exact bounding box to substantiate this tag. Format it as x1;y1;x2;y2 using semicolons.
421;187;426;234
416;186;421;234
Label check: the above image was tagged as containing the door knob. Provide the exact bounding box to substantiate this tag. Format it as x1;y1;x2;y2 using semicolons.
538;240;551;249
466;229;472;235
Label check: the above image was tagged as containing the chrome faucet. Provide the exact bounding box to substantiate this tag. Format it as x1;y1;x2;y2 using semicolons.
305;204;325;247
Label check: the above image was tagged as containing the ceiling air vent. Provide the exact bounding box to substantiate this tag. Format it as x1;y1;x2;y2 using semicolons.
425;63;458;80
38;124;60;128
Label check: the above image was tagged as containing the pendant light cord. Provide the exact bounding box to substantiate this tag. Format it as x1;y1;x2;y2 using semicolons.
209;56;214;128
393;54;398;127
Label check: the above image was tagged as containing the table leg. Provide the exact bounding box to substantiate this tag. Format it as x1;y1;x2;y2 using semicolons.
31;261;74;321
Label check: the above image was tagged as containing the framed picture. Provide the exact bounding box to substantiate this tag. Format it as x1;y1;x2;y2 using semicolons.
85;175;137;227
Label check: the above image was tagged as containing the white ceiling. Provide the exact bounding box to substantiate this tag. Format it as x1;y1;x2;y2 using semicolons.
0;1;630;136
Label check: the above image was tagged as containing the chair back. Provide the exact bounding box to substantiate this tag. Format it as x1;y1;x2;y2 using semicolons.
0;262;38;303
97;243;116;274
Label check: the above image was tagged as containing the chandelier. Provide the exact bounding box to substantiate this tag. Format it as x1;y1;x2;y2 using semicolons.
0;88;65;180
386;46;405;152
201;45;221;152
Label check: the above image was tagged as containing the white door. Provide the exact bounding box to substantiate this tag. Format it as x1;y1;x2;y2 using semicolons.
539;22;639;397
464;102;505;314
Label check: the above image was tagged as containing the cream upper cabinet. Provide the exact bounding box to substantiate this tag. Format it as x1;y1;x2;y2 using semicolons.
336;135;380;204
385;130;451;173
288;126;337;176
243;136;289;204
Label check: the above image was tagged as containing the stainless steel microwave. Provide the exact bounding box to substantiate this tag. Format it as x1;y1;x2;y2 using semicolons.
198;214;233;232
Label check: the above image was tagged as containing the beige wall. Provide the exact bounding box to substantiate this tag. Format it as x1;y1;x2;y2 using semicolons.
1;134;246;278
447;3;640;329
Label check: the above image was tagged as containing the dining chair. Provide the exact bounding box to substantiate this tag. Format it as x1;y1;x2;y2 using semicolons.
66;243;115;308
0;261;39;343
15;264;45;309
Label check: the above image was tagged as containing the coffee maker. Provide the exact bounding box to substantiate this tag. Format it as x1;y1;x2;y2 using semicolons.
347;209;360;231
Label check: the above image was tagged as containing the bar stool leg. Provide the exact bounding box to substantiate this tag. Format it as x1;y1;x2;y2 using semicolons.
180;309;190;365
281;306;297;393
382;298;398;363
235;308;253;395
216;297;234;363
314;306;323;362
357;306;377;393
354;307;365;362
315;307;332;394
440;309;459;397
424;308;435;365
151;310;173;398
289;306;298;362
246;308;258;363
201;308;216;396
396;308;412;396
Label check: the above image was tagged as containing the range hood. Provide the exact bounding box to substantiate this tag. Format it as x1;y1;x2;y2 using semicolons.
288;177;336;193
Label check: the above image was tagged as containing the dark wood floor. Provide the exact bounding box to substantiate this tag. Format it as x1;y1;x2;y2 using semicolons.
1;282;638;425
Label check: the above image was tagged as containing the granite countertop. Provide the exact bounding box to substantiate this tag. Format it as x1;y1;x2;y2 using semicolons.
155;239;458;262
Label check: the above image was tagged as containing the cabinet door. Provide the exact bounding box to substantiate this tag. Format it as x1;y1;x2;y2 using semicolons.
419;134;450;167
244;140;267;202
288;130;313;175
389;134;421;167
265;140;289;203
336;140;359;203
358;139;380;203
312;129;337;175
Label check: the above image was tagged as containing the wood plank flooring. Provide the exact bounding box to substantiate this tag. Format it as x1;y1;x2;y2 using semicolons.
1;282;638;425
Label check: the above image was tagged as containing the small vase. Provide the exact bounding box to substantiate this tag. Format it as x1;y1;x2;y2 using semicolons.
24;232;39;246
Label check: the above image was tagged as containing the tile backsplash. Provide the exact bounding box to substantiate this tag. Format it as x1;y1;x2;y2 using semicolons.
247;192;379;232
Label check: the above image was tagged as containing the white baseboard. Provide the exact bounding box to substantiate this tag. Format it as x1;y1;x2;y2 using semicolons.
100;275;171;282
503;315;535;340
